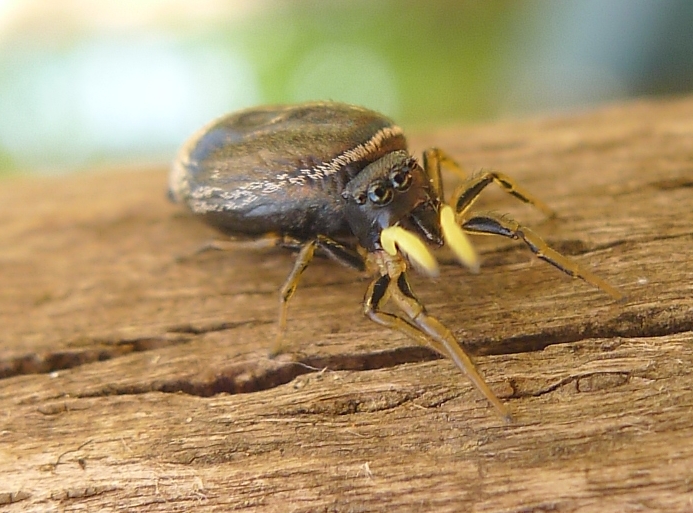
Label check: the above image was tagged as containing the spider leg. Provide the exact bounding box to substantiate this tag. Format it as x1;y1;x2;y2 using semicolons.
423;147;554;219
463;213;623;300
363;269;511;420
453;169;555;219
421;148;448;200
273;236;365;355
314;235;366;272
276;240;317;342
175;234;288;262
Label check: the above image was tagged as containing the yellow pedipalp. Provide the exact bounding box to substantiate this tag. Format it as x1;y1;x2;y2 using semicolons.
380;226;439;277
440;204;480;273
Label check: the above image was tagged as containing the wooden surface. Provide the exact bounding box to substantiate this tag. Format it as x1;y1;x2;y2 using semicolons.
2;96;693;512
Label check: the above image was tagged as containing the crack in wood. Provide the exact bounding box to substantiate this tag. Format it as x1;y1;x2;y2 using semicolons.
50;485;117;501
4;309;690;403
0;335;191;379
277;388;425;416
0;490;32;505
508;371;631;399
166;319;267;335
649;177;693;190
69;347;441;399
474;308;693;356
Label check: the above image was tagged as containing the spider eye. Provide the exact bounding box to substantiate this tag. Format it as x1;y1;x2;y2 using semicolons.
367;182;393;205
354;192;367;205
389;168;412;191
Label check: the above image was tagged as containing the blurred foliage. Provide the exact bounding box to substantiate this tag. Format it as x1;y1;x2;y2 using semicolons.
0;0;691;175
0;1;520;175
234;0;518;123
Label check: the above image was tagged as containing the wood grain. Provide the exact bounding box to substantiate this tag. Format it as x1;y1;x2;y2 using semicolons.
2;96;692;512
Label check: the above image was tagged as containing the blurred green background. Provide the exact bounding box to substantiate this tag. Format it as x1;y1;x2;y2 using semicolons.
1;0;692;175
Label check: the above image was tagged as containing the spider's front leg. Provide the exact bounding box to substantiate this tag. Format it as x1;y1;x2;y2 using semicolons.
422;147;555;219
422;147;622;300
363;256;511;420
462;214;624;300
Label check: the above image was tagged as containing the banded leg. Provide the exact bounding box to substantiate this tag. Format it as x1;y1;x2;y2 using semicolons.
313;235;366;272
277;240;317;339
422;147;554;220
422;148;452;200
454;170;555;219
276;235;366;272
180;233;364;266
363;274;435;348
364;271;511;420
176;234;286;262
273;236;366;354
463;213;623;300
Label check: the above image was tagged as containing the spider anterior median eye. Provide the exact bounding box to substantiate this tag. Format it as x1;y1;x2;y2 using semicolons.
389;169;412;191
368;182;393;205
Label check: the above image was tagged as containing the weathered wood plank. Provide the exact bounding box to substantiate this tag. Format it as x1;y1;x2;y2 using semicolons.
2;96;693;512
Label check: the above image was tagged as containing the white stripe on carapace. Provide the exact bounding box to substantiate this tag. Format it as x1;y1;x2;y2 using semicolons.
302;125;404;180
181;125;404;214
440;205;480;273
380;225;439;278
